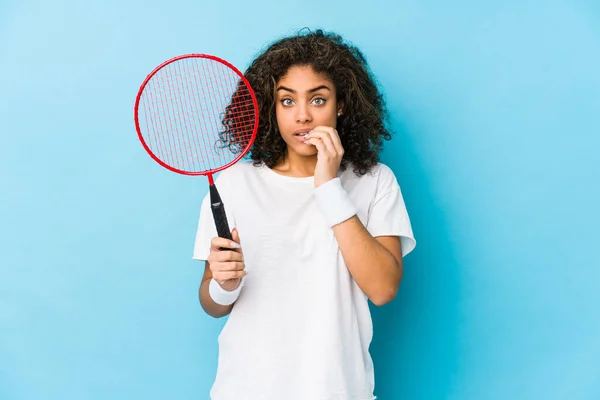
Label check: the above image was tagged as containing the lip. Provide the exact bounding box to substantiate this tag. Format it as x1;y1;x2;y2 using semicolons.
293;128;313;136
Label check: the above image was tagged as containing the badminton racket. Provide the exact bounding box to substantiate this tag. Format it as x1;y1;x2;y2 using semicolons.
134;54;258;241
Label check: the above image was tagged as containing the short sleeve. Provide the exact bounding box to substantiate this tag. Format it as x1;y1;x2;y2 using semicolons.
192;172;236;261
365;168;416;258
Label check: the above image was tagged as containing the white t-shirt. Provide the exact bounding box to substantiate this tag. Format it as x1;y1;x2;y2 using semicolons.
193;160;416;400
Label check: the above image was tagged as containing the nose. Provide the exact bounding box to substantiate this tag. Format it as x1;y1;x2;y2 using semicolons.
295;103;312;124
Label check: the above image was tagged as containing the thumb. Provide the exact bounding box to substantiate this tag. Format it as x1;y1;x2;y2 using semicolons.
231;228;243;255
231;227;241;244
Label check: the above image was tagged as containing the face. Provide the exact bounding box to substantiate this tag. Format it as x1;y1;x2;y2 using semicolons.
275;65;342;157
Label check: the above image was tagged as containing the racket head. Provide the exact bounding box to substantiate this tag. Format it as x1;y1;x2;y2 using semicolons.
134;54;259;176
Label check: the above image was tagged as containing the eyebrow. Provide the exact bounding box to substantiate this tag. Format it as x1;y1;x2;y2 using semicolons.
276;85;331;94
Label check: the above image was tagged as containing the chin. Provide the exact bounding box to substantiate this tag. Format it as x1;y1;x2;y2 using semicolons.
287;142;318;157
298;145;318;156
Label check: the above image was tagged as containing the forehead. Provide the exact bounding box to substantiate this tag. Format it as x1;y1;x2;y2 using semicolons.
277;65;333;88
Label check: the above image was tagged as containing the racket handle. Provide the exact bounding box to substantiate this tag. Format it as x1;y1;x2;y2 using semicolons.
209;184;233;241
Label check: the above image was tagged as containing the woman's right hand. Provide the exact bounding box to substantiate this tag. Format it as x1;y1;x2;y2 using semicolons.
207;227;246;291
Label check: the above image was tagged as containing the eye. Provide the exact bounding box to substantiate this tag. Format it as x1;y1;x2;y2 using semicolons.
312;97;326;105
281;98;294;107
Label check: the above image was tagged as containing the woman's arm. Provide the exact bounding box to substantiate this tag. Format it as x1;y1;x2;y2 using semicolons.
333;217;403;306
199;229;246;318
304;126;405;305
199;261;234;318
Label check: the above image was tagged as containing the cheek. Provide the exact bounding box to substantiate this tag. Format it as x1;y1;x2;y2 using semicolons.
322;110;338;127
275;105;290;127
322;102;338;122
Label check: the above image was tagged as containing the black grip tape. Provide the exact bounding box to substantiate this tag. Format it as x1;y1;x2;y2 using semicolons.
209;183;233;241
212;203;232;241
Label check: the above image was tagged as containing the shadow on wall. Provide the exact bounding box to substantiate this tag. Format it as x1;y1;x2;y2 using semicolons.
370;115;463;400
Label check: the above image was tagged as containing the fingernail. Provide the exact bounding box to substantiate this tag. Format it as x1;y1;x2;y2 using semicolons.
230;242;241;249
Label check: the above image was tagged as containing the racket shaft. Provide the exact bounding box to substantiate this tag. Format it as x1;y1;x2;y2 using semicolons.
209;184;233;241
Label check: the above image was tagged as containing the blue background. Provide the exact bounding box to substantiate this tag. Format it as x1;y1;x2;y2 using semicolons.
1;0;599;399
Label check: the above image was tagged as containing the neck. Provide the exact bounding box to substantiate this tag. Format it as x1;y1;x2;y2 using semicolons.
273;150;317;177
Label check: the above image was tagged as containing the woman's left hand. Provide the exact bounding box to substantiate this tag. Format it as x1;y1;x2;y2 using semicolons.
304;126;345;187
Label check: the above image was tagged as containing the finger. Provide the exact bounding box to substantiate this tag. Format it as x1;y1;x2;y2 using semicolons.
305;135;331;155
312;131;337;155
306;129;338;155
213;250;243;263
211;236;241;251
310;126;341;145
207;250;243;265
325;127;343;154
231;228;244;255
211;261;245;272
213;270;247;282
231;227;240;244
304;137;328;155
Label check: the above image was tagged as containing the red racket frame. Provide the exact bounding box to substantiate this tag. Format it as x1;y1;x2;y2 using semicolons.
133;54;259;185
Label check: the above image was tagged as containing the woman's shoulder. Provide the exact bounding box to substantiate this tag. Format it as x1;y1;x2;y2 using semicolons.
343;162;398;185
374;163;399;186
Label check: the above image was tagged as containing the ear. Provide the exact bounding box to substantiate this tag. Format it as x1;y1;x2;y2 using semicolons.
336;100;344;115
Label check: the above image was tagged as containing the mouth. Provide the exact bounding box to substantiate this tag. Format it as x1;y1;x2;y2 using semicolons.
293;129;312;138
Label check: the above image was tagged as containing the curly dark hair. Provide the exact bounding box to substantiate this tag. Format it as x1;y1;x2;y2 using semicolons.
221;28;393;176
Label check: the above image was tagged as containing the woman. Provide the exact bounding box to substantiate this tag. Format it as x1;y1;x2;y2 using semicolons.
193;29;416;400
